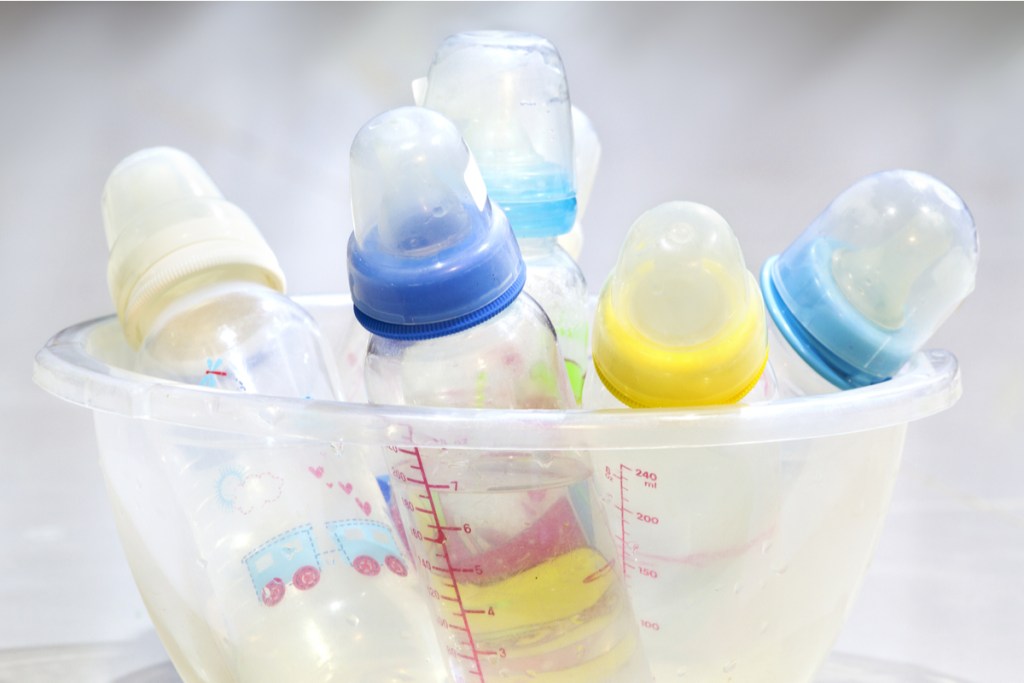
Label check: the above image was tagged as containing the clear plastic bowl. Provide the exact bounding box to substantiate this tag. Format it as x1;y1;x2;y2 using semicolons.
33;295;961;683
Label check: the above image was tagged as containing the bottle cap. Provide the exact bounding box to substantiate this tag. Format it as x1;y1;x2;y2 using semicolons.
592;202;768;407
102;147;285;348
761;170;978;388
347;107;525;340
421;31;577;238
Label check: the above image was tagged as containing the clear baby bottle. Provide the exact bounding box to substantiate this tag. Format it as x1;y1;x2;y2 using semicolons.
760;169;979;396
582;202;779;681
347;106;651;683
102;147;445;682
419;30;590;403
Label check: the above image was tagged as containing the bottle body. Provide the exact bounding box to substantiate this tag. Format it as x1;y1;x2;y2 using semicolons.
137;281;341;398
365;296;652;682
134;280;447;683
519;237;590;404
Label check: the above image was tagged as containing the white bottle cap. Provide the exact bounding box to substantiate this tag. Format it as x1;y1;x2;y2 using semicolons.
102;147;285;348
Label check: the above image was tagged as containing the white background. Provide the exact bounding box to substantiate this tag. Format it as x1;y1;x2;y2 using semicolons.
1;4;1021;682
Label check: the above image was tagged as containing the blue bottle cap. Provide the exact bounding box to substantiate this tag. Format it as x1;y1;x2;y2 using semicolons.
762;170;978;388
347;107;526;340
421;31;577;238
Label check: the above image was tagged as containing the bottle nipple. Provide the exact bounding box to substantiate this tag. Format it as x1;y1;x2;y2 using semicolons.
592;202;768;408
420;31;576;238
762;169;978;388
347;107;525;340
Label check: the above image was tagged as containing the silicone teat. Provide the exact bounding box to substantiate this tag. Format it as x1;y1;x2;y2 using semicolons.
102;147;285;348
420;31;577;238
592;202;769;408
347;106;525;340
761;169;978;389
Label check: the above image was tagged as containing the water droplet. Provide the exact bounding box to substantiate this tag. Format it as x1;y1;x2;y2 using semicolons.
346;613;360;627
723;660;737;674
760;540;773;554
675;666;688;677
733;582;742;595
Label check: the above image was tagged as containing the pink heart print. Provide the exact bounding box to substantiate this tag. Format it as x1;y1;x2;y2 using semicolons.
308;466;324;479
356;498;371;516
339;481;353;495
326;482;334;488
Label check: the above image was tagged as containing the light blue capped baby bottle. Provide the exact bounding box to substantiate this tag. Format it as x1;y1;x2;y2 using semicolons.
419;31;590;403
761;169;978;395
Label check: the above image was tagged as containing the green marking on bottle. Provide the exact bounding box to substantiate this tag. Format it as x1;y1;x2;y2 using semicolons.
565;359;585;406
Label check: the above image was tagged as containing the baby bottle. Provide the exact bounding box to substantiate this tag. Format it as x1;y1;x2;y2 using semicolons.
582;201;779;681
347;106;651;683
102;147;445;682
583;201;772;409
419;30;590;403
760;169;979;396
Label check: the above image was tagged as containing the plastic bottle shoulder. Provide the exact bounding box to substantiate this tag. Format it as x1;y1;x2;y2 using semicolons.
365;295;574;409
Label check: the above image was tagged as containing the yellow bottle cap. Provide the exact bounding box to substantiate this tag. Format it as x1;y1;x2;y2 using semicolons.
591;202;768;408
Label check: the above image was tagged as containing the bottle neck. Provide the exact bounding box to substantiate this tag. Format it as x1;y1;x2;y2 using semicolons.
517;235;560;255
129;267;274;347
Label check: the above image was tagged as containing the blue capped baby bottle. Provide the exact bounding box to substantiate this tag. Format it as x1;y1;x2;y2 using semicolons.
584;201;773;409
761;169;979;396
418;30;590;403
348;106;652;683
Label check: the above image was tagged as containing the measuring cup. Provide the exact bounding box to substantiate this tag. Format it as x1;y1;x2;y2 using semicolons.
382;426;652;683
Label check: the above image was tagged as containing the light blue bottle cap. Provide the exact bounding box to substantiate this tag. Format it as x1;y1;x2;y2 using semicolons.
421;31;577;238
347;107;525;340
762;170;978;389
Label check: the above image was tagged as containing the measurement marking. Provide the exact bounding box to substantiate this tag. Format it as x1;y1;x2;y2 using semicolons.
403;444;485;681
619;463;630;580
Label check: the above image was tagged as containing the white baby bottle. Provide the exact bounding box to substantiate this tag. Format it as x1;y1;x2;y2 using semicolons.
102;147;445;682
760;169;979;396
419;31;590;403
347;106;652;683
